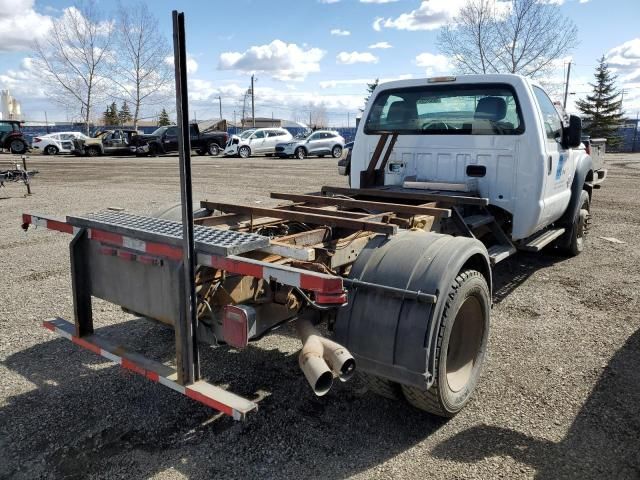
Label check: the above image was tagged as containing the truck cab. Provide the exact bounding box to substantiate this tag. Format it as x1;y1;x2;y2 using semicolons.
350;74;593;241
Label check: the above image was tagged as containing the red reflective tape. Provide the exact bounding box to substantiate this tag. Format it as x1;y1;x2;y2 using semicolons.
146;370;159;382
117;251;136;261
299;274;344;294
185;387;233;416
99;246;117;256
46;219;74;234
315;292;348;304
22;213;32;225
91;229;123;246
122;358;146;376
145;242;182;261
207;256;264;278
42;320;55;332
136;255;156;265
72;336;102;355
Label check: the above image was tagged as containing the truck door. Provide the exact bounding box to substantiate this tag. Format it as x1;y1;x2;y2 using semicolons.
532;86;573;225
164;126;179;152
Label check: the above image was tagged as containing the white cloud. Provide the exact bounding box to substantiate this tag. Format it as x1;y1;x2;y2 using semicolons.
606;38;640;83
415;52;452;75
336;51;379;65
164;53;199;74
369;41;392;49
218;40;325;81
373;0;509;31
319;74;413;89
319;0;341;3
0;0;52;51
330;29;351;36
360;0;399;3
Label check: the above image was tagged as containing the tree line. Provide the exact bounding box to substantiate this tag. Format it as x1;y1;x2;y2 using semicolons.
33;0;172;133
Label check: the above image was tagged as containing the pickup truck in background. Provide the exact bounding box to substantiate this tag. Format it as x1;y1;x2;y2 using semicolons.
72;129;142;157
132;123;228;156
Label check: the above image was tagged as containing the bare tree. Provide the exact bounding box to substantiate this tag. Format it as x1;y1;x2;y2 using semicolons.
111;1;172;128
308;103;328;129
33;1;113;133
438;0;578;78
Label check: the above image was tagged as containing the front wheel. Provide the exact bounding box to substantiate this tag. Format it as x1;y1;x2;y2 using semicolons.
45;145;59;155
402;269;490;417
295;147;306;159
332;145;343;158
10;139;27;154
86;146;100;157
238;146;251;158
207;143;220;156
561;190;590;257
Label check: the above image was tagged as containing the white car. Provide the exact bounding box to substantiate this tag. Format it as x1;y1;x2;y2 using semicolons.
224;128;292;158
275;130;345;159
32;131;90;155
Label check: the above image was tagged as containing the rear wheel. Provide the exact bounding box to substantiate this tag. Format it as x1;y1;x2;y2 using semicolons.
332;145;343;158
9;139;27;154
238;146;251;158
401;269;490;417
45;145;59;155
561;190;590;257
207;142;220;156
295;147;306;159
359;372;402;400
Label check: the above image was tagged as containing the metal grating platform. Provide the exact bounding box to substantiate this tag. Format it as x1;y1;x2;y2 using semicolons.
67;211;269;257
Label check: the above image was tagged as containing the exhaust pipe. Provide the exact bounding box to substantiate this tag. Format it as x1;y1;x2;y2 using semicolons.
296;317;356;396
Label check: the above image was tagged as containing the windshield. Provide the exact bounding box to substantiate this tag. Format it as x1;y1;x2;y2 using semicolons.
240;129;255;139
365;83;524;135
151;127;168;136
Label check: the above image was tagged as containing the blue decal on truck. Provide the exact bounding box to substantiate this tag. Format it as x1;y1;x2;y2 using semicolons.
556;153;566;180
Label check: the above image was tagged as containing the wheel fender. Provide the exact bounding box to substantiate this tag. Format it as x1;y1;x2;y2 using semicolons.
557;153;592;246
335;230;490;390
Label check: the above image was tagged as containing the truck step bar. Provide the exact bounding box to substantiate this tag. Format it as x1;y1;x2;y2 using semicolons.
488;244;516;265
43;317;258;420
463;214;495;230
520;227;566;252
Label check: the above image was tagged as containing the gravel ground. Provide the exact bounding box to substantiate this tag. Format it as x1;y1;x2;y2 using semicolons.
0;152;638;480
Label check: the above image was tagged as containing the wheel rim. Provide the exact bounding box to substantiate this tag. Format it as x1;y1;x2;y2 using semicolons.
209;144;219;155
296;148;304;159
446;295;484;393
10;140;24;152
46;146;56;155
333;146;342;158
240;147;249;158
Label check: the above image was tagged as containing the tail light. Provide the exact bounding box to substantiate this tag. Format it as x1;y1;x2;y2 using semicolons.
33;137;41;143
222;305;256;349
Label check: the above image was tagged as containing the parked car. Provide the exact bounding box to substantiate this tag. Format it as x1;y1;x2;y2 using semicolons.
131;123;228;156
275;130;345;159
0;120;28;154
32;132;89;155
72;129;141;156
224;128;292;158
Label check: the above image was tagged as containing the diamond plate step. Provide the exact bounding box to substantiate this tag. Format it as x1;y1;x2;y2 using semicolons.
67;211;269;257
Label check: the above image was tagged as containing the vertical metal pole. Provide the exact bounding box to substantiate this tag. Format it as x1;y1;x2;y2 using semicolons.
172;10;199;385
218;96;222;119
21;155;31;195
563;61;572;109
251;74;255;128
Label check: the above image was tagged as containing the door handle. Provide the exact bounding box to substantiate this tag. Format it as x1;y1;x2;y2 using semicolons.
548;156;552;175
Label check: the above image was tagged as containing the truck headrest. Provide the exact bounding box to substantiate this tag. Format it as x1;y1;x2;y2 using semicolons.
387;101;416;124
474;97;507;122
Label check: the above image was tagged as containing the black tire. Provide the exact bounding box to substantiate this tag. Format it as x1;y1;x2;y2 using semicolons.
295;147;306;159
359;372;402;400
265;153;272;157
148;144;159;157
318;155;325;158
86;146;100;157
401;269;490;417
238;146;251;158
9;139;27;154
207;143;220;156
561;190;590;257
44;145;59;155
332;145;343;158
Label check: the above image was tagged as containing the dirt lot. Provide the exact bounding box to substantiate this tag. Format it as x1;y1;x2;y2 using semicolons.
0;152;639;480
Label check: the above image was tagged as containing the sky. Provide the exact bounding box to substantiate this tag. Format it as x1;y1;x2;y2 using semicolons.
0;0;639;126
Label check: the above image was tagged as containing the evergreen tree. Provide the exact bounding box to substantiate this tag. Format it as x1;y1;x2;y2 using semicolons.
119;101;132;125
102;103;119;125
158;108;171;126
364;78;379;107
575;56;624;148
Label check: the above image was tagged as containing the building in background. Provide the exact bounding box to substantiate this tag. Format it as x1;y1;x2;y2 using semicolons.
0;90;23;121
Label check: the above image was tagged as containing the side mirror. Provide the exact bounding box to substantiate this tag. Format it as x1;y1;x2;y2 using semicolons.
563;115;582;149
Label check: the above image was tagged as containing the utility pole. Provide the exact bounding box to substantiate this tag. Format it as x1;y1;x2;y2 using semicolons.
44;111;50;133
632;112;639;153
347;112;350;128
563;61;572;109
620;89;629;116
251;74;255;128
217;96;222;119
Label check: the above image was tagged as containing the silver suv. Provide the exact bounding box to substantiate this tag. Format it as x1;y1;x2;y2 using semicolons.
275;130;345;159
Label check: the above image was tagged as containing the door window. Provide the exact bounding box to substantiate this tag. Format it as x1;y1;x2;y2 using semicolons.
252;130;265;139
165;127;177;137
533;86;562;141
